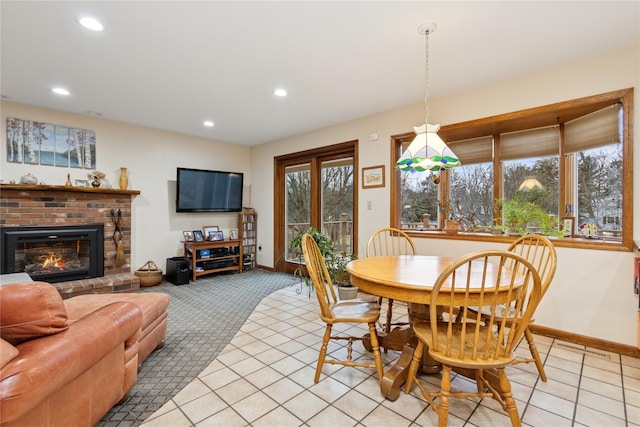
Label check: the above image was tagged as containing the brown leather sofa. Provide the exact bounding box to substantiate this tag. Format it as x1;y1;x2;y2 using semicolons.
0;281;170;426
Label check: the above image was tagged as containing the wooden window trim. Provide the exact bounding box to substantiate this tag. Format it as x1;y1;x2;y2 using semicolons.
391;88;634;251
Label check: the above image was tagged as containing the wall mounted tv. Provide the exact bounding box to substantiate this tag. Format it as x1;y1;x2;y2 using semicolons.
176;167;243;212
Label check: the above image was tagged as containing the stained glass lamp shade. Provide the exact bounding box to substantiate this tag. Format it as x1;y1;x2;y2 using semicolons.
396;124;460;172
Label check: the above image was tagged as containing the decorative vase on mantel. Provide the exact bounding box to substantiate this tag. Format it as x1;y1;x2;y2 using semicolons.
118;167;128;190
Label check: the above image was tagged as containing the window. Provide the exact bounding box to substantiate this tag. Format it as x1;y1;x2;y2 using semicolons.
392;89;633;250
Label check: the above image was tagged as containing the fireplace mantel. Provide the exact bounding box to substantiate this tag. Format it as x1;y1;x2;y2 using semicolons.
0;184;140;195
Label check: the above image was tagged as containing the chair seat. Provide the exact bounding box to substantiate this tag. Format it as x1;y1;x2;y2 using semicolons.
467;304;516;320
329;300;381;323
413;321;515;369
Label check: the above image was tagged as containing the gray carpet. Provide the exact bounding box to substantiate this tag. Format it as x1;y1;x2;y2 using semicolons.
98;269;295;426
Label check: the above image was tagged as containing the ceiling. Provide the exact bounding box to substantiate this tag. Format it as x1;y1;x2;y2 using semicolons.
1;1;638;146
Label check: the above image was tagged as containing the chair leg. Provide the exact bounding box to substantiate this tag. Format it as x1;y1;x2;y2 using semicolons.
498;368;522;427
367;322;384;381
437;365;452;427
404;341;424;394
524;327;547;382
315;324;332;383
385;299;394;334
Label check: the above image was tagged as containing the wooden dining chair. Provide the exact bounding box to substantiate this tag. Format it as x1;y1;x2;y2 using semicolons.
366;227;416;335
301;233;384;383
464;234;557;381
404;250;542;427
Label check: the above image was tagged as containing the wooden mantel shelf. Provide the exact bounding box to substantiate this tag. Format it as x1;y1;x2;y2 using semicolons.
0;183;140;195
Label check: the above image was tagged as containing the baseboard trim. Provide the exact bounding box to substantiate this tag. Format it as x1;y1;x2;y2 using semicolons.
529;324;640;359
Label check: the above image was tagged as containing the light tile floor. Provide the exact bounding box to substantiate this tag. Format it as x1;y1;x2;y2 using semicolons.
142;286;640;426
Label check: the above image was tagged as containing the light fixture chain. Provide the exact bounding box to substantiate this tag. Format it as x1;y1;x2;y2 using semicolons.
423;29;430;125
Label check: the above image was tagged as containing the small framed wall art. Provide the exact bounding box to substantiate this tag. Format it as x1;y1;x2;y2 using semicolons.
193;230;205;242
202;225;219;236
362;165;385;189
561;217;575;237
209;231;224;241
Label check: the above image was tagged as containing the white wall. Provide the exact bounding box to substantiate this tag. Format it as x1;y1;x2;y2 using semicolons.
1;102;252;272
250;44;640;347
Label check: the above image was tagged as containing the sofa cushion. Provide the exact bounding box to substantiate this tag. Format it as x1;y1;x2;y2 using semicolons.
0;281;69;345
0;338;19;368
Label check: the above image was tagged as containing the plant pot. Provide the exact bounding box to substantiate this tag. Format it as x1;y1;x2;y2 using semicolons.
337;286;359;300
444;219;460;234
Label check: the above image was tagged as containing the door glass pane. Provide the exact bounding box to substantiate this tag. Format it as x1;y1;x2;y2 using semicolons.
285;163;310;262
400;170;439;229
321;158;353;255
576;144;622;240
502;155;559;234
449;162;494;231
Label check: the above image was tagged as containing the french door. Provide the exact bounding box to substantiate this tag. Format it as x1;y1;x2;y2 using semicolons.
274;140;357;273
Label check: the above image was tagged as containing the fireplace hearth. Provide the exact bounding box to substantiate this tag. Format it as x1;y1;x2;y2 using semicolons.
1;224;104;283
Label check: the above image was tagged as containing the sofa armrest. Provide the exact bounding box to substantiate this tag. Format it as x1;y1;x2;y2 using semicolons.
0;302;142;423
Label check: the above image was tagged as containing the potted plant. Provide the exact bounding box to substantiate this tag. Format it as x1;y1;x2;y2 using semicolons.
498;198;564;237
326;252;359;300
289;227;359;299
289;227;333;259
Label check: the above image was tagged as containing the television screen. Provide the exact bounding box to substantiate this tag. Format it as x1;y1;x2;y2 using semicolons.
176;168;243;212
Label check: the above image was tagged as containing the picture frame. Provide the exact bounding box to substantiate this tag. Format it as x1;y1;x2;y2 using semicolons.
562;217;575;237
229;229;238;239
209;230;224;241
362;165;385;189
182;230;193;241
193;230;205;242
202;225;219;236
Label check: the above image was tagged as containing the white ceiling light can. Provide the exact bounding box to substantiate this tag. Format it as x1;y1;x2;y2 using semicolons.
273;88;287;97
203;121;215;127
51;87;70;96
78;17;104;31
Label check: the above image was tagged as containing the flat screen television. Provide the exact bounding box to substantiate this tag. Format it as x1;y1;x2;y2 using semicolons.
176;167;243;212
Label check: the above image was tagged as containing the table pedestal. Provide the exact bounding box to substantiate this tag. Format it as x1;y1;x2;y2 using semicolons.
364;303;442;400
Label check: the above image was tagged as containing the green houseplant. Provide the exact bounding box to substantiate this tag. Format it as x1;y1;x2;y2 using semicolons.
498;199;563;237
289;227;359;299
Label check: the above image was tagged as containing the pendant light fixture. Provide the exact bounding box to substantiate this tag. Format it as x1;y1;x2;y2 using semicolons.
396;23;460;178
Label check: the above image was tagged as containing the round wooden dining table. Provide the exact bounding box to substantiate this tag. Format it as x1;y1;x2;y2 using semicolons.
347;254;523;401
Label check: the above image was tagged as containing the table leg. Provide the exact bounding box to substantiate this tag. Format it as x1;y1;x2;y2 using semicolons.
380;338;417;400
363;303;441;400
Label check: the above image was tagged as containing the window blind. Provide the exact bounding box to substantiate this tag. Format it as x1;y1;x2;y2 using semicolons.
565;104;621;153
499;126;559;161
448;136;493;165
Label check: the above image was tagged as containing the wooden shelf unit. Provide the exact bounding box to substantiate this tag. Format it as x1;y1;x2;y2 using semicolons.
183;239;243;282
240;208;257;270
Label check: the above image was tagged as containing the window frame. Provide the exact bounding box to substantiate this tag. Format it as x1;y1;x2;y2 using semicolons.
391;88;634;251
274;140;358;273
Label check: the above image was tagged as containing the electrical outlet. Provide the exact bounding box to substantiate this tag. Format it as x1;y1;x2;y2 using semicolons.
367;201;373;210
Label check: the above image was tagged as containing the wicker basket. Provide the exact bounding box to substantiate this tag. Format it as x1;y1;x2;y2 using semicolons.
135;260;163;287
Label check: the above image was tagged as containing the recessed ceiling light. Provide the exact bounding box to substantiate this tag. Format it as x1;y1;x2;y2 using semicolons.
51;87;70;96
203;121;215;127
78;17;104;31
273;88;287;97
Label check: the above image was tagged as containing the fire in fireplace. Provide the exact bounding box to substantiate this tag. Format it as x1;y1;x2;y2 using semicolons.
1;224;104;283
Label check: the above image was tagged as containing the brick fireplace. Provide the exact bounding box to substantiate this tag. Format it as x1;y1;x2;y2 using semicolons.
0;184;141;297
